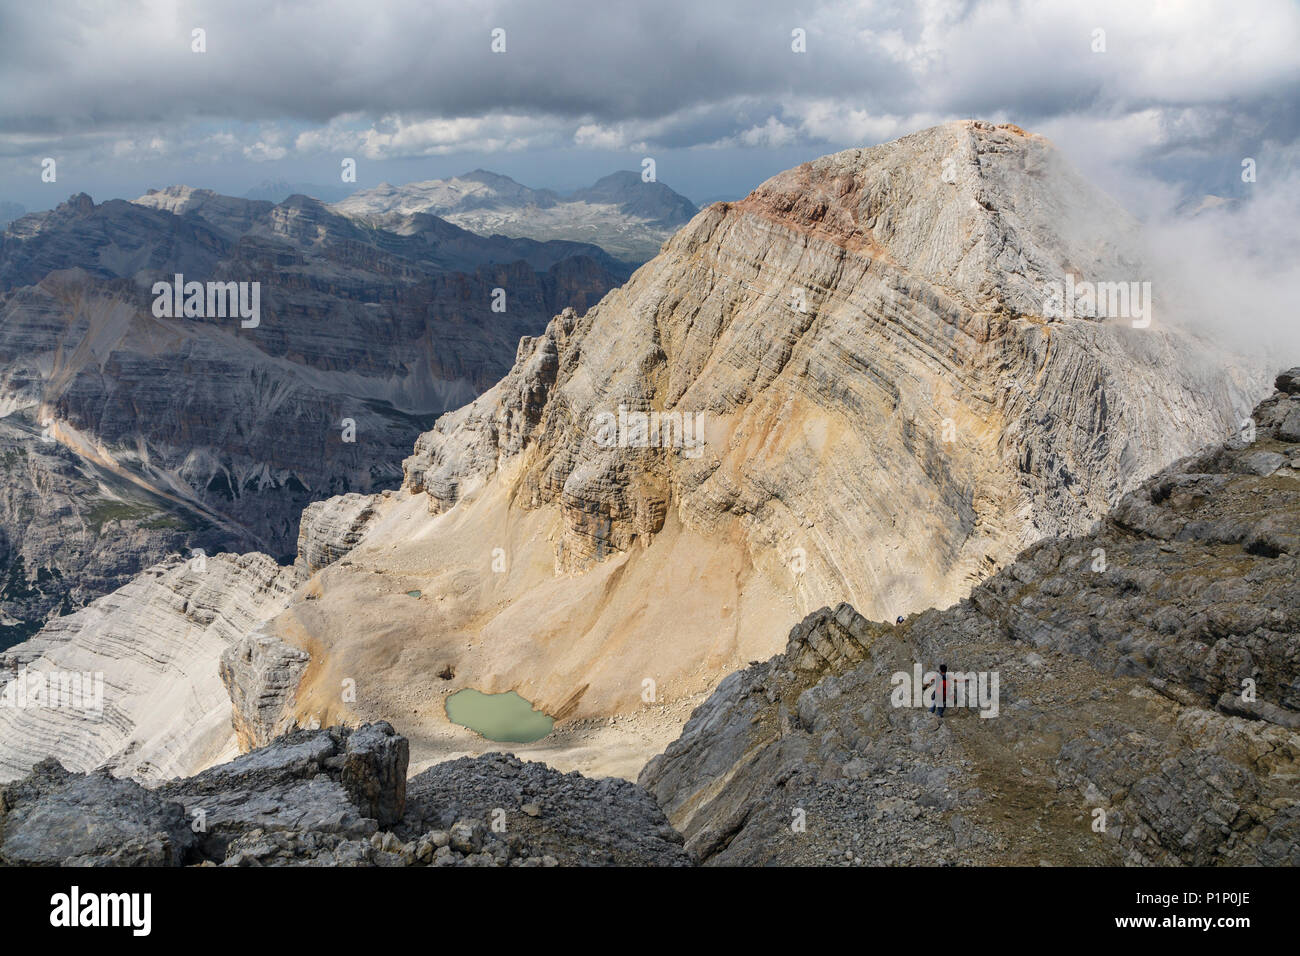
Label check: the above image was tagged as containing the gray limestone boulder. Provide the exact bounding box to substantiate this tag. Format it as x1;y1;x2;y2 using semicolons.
0;758;195;866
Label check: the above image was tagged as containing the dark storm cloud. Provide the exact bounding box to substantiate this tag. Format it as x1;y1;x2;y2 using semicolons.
1;0;1288;153
0;0;1297;211
0;1;908;130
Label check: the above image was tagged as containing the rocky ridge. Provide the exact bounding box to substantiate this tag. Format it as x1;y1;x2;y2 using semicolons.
638;370;1300;865
0;721;689;867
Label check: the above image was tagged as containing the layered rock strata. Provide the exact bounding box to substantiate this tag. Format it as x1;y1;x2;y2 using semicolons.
640;372;1300;865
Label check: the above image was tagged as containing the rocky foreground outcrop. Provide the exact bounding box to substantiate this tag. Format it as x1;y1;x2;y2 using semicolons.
639;371;1300;865
0;721;689;867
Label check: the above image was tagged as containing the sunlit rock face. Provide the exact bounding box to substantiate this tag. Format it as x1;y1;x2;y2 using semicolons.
0;123;1270;787
0;552;303;783
402;119;1263;621
316;121;1265;760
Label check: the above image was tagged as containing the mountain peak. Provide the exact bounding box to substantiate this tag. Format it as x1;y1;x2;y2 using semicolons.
569;171;697;227
64;192;96;214
735;120;1137;319
376;125;1266;773
458;169;524;186
587;169;642;187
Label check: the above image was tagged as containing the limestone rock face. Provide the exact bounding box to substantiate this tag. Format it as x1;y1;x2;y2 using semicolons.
0;446;399;783
639;379;1299;865
219;631;311;751
296;492;379;574
0;441;396;783
0;188;626;638
405;124;1264;592
0;552;303;783
342;121;1267;743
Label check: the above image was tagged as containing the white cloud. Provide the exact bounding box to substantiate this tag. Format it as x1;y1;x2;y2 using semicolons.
243;141;288;161
574;123;644;151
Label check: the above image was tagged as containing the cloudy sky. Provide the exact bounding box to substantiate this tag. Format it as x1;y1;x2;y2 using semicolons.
1;0;1297;215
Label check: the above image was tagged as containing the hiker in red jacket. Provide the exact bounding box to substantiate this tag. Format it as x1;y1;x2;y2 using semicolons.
925;664;950;717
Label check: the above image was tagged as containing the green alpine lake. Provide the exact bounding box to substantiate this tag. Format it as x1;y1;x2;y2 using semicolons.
445;689;554;743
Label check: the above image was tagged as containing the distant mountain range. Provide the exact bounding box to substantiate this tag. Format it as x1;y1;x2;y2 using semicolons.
334;169;698;264
0;202;24;229
242;180;356;204
1;169;698;266
0;186;627;645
